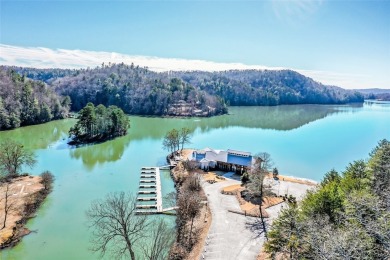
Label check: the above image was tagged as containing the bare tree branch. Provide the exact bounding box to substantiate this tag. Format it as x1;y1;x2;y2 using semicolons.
85;192;150;260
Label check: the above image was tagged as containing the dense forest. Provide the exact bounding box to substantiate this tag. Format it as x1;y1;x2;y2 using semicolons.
0;63;363;129
169;70;364;105
355;88;390;101
69;103;130;144
265;139;390;259
2;63;366;121
11;66;77;84
0;67;70;130
15;63;227;116
375;93;390;101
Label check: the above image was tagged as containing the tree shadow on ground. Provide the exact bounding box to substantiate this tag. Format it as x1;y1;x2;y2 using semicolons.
245;216;269;239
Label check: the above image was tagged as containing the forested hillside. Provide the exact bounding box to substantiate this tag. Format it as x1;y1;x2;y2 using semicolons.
355;88;390;101
49;63;227;116
6;64;365;118
265;139;390;259
0;68;70;130
170;70;364;105
11;66;77;84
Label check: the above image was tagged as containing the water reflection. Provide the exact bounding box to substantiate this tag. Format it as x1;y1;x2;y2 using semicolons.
0;119;76;150
4;103;388;260
69;134;132;170
128;104;356;141
0;105;362;168
199;105;350;131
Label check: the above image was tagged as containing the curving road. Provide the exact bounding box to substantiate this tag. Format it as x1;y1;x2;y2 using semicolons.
200;174;265;260
200;173;314;260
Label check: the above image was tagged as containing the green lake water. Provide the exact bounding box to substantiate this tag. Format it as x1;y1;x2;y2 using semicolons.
1;103;389;259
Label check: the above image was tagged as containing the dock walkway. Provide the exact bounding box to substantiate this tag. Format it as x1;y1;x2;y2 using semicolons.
135;167;177;215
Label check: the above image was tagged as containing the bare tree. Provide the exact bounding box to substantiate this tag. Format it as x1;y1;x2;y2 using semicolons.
182;173;201;192
164;191;177;208
85;192;150;260
179;127;191;152
176;190;202;249
162;129;180;154
303;216;375;260
1;183;17;229
257;152;274;172
344;191;390;257
140;218;175;260
247;153;274;239
0;139;36;178
182;159;198;171
40;171;55;192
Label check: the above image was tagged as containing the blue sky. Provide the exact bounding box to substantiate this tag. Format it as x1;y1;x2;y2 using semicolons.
0;0;389;89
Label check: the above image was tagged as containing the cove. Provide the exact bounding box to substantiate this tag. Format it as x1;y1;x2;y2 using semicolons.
1;103;389;259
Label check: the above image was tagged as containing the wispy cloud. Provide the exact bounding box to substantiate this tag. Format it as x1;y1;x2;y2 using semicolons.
272;0;323;25
0;44;372;89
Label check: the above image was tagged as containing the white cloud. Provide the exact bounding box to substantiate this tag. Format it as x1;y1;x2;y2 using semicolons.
0;44;376;89
272;0;323;25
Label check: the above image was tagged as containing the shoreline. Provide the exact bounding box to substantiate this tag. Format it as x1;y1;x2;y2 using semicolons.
0;175;50;249
266;174;318;186
168;149;212;260
199;171;315;259
168;149;317;259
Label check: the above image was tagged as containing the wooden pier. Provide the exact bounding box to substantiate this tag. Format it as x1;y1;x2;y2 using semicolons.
135;167;177;215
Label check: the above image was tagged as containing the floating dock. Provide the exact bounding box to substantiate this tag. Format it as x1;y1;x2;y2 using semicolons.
135;167;178;215
135;167;162;214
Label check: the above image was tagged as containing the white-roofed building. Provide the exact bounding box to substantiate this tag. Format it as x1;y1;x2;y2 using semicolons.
192;148;257;174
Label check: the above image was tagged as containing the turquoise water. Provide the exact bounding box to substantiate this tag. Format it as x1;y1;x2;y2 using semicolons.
1;103;389;259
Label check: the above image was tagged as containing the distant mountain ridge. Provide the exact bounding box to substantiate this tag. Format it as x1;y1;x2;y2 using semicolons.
354;88;390;101
354;88;390;94
2;64;364;118
169;69;363;106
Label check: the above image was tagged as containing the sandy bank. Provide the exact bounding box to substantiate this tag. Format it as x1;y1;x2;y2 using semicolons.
0;176;45;249
266;173;317;186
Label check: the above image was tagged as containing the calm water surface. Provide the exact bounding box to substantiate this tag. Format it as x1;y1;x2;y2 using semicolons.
1;103;389;259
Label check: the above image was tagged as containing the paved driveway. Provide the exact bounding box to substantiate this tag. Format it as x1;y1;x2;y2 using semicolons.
200;173;314;260
200;175;265;260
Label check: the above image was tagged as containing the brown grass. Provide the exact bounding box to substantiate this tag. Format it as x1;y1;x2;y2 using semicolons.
202;171;226;183
222;184;242;193
263;197;285;208
220;183;284;218
239;203;269;218
257;249;271;260
0;176;44;247
180;149;194;160
238;196;284;218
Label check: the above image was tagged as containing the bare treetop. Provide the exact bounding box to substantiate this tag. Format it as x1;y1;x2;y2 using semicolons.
86;192;149;260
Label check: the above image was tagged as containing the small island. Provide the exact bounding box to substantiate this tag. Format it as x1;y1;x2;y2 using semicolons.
68;103;130;144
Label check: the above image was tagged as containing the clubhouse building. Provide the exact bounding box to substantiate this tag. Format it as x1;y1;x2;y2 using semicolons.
192;148;254;174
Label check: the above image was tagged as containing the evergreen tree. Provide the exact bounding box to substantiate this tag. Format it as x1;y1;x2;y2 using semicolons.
69;103;130;143
265;139;390;259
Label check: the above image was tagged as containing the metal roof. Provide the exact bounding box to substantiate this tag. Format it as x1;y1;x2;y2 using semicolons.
194;148;253;167
227;154;253;167
227;149;251;157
